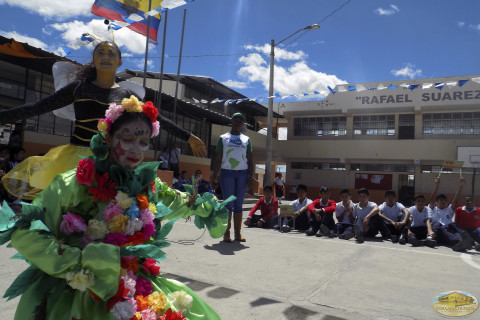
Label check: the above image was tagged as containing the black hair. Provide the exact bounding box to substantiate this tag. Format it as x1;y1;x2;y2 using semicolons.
77;41;121;82
296;184;307;192
109;111;152;137
414;194;426;201
319;186;330;193
195;169;201;174
384;190;396;198
340;189;351;196
357;188;369;196
436;194;447;201
264;186;273;192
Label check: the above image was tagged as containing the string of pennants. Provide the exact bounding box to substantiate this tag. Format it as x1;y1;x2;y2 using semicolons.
190;76;480;106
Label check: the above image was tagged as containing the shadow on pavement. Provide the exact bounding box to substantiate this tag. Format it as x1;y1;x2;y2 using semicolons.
250;297;281;307
163;273;214;291
207;287;240;299
203;242;249;255
283;305;319;320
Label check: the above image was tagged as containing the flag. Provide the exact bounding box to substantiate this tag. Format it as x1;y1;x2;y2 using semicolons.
92;0;162;42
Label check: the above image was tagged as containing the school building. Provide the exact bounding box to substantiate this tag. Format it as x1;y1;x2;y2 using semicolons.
274;76;480;204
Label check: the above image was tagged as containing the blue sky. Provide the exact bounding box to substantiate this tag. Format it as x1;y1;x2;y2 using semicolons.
1;0;480;101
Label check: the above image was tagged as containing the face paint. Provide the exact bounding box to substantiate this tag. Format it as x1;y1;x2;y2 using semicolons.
109;120;151;170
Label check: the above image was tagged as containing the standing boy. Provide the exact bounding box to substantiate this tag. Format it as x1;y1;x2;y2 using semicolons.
306;187;336;237
245;186;279;228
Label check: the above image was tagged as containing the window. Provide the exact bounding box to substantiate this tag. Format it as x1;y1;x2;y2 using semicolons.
350;163;414;172
398;114;415;139
291;162;345;170
423;112;480;135
294;117;347;136
353;115;395;136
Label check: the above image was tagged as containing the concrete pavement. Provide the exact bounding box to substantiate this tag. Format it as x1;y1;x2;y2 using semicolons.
1;202;480;320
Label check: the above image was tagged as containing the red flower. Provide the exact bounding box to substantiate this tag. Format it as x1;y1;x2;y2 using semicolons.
136;194;149;210
128;231;147;245
88;173;118;202
76;158;95;186
106;279;129;311
150;182;156;194
159;308;186;320
142;258;160;275
121;256;139;274
142;101;158;122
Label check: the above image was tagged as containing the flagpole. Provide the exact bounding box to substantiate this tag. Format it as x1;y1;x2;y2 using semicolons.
142;0;153;87
153;9;168;161
173;8;187;124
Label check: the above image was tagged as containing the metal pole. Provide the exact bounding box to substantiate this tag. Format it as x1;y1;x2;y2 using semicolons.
142;0;153;87
173;8;187;124
153;9;168;160
264;39;275;188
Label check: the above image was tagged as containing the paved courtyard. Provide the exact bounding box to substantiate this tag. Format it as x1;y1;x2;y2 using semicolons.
1;206;480;320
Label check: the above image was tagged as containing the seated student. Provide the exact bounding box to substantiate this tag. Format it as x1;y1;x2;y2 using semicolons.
455;195;480;251
305;187;336;237
407;194;436;247
280;184;312;232
378;190;410;243
245;186;279;228
194;169;213;195
427;177;473;251
353;188;390;243
335;189;355;240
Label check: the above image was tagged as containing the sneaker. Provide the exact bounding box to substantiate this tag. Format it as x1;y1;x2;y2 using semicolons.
452;233;473;251
305;227;316;236
273;225;280;231
320;224;334;238
315;229;323;237
281;225;291;233
425;236;437;248
391;235;399;243
343;232;354;240
475;243;480;252
338;234;345;239
408;235;419;247
398;234;406;245
354;225;364;243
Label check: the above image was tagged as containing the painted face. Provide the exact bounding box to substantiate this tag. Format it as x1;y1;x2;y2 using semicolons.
93;43;122;73
109;120;151;170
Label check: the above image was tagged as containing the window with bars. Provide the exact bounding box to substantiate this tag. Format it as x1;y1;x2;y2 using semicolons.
353;115;395;136
293;116;347;136
398;114;415;139
423;112;480;135
291;162;346;170
350;163;415;172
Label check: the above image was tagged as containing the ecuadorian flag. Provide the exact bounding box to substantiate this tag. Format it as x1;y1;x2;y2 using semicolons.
92;0;162;42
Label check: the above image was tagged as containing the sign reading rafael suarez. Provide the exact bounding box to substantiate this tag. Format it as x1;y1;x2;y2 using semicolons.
357;90;480;105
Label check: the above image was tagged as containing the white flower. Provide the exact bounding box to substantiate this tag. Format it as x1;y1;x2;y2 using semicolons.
120;274;136;297
167;290;193;313
124;218;144;236
65;269;94;292
85;220;108;240
111;299;136;320
116;191;133;209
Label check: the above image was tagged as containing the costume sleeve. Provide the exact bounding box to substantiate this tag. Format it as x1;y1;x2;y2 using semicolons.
249;199;262;218
153;178;229;238
324;200;336;215
5;170;120;300
0;81;78;124
158;114;190;141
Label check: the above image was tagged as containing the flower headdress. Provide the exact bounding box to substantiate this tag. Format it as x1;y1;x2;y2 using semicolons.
97;95;160;138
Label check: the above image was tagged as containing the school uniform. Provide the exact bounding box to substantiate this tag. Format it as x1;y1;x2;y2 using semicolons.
282;197;313;230
353;201;389;237
428;205;464;245
334;201;355;236
455;206;480;243
307;199;336;232
379;202;407;236
247;197;279;228
407;205;430;240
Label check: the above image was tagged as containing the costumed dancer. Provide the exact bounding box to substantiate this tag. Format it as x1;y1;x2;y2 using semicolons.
0;97;232;320
212;113;254;242
0;41;207;200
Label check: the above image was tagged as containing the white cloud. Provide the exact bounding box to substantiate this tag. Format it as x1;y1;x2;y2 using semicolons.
374;4;400;16
135;59;154;70
391;63;422;79
469;24;480;33
50;19;147;54
457;21;465;28
222;80;248;89
0;30;49;49
237;45;346;96
244;44;306;62
0;0;92;19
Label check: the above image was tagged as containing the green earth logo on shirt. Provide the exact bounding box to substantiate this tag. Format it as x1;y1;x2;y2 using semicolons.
229;157;240;169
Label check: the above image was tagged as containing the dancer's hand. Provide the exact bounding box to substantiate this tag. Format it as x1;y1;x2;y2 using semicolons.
188;134;207;158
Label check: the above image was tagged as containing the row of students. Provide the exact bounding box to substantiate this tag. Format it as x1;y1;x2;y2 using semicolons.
247;179;479;252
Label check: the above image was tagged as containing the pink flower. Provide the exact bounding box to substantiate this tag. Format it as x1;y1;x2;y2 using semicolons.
60;212;87;235
75;158;95;186
140;309;157;320
103;233;129;246
142;258;160;276
103;202;123;221
139;208;155;226
105;102;125;123
142;222;156;239
135;277;153;296
151;121;160;137
120;273;137;297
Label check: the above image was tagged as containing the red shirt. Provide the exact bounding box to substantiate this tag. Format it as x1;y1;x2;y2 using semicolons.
308;199;336;217
455;206;480;230
248;197;279;222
